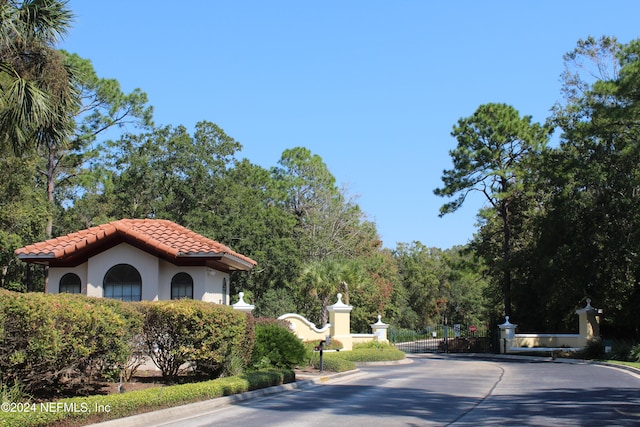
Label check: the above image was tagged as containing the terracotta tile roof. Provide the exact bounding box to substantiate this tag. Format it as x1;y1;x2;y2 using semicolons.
15;219;256;270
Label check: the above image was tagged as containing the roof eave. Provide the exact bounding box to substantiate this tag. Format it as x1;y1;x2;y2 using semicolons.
16;254;54;265
178;253;256;271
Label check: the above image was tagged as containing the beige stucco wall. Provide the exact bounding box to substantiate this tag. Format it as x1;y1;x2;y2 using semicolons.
352;334;377;345
48;264;88;294
500;302;600;353
278;313;330;343
88;243;159;300
47;242;230;303
512;334;586;348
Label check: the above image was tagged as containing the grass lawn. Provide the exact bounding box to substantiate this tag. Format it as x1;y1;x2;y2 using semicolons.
600;360;640;370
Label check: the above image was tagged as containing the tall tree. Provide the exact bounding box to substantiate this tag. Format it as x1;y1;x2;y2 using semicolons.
434;103;550;317
273;147;379;262
0;0;73;153
543;36;640;336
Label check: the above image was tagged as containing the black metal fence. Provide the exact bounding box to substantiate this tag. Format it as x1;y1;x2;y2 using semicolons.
390;324;496;354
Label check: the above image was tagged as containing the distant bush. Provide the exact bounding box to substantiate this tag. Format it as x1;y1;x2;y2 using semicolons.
337;346;405;363
309;353;356;372
251;319;307;369
629;343;640;362
0;290;142;396
353;341;394;350
137;300;252;382
579;338;605;360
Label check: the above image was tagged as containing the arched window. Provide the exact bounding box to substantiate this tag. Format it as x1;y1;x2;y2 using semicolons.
59;273;81;294
171;272;193;300
103;264;142;302
222;277;227;305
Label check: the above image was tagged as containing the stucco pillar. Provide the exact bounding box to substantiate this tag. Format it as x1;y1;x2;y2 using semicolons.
371;315;389;342
232;292;254;313
328;293;353;350
575;299;599;346
498;316;517;354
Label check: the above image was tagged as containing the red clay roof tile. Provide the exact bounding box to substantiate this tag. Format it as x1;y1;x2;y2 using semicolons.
15;219;256;269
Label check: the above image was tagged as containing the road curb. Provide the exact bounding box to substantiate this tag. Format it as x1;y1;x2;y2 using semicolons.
428;352;640;376
89;370;363;427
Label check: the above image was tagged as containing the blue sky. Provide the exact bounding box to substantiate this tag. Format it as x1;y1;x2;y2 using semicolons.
61;1;640;249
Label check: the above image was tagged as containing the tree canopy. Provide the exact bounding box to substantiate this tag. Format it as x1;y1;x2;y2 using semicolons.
3;3;640;339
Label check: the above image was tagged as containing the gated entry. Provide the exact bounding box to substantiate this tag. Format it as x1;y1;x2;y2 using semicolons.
390;324;495;354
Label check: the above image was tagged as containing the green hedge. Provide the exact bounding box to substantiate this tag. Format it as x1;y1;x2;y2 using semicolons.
0;291;256;394
137;300;253;381
333;347;406;362
0;369;294;427
0;290;142;395
251;320;307;369
309;353;356;372
306;342;405;371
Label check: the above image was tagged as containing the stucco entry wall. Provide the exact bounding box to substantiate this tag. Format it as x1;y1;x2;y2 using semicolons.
87;243;160;300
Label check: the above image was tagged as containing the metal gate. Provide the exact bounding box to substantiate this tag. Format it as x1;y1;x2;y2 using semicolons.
390;324;496;354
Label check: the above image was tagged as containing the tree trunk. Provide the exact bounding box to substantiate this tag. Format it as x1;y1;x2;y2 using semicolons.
501;201;512;318
43;143;56;293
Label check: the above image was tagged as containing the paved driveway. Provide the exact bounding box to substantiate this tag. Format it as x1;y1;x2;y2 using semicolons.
93;354;640;426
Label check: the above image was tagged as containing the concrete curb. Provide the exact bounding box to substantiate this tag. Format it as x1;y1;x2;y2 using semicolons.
355;357;414;366
426;352;640;376
89;370;363;427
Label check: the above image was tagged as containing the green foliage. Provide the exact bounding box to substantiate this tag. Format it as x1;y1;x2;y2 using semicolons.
629;344;640;363
0;380;29;404
0;0;74;153
0;369;294;427
0;290;142;395
393;243;489;329
435;103;550;318
353;341;394;350
304;340;403;370
137;300;252;382
335;346;405;362
251;320;307;369
308;353;356;372
253;288;298;318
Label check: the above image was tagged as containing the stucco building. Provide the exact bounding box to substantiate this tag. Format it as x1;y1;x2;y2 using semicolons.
14;219;256;304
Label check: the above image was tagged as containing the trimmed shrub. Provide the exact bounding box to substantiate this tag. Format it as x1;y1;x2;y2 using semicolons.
336;347;405;363
137;300;252;382
251;319;307;369
0;369;294;427
309;353;356;372
0;290;142;396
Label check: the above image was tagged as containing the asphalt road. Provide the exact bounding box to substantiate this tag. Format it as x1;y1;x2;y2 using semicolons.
98;355;640;427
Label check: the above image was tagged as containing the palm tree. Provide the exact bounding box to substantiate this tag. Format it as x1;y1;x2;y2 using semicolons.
298;259;347;326
0;0;74;154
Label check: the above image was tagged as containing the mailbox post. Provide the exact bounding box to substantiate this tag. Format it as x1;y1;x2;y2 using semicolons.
315;340;327;373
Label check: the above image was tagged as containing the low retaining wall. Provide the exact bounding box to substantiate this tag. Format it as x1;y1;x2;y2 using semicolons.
512;333;585;349
277;313;330;343
235;293;389;351
498;299;600;354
